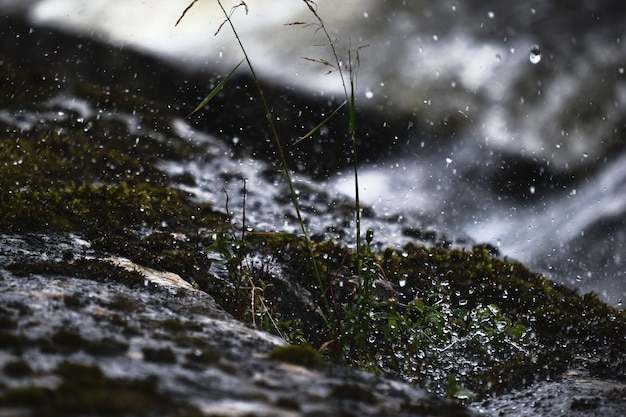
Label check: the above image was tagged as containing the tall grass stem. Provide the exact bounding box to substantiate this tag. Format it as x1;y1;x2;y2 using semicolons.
214;0;332;323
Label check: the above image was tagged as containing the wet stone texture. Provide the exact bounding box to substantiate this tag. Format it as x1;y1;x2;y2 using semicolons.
0;234;476;417
1;13;625;417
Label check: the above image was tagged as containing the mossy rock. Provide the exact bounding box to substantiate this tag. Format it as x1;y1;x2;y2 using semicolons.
0;361;199;416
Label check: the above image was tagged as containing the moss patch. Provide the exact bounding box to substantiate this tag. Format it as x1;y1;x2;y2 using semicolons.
239;233;625;395
142;347;178;364
6;258;146;288
268;344;324;367
3;360;33;378
0;362;199;416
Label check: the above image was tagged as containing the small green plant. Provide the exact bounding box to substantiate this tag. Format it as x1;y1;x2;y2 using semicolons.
175;0;532;396
446;374;477;401
203;183;303;341
177;0;365;345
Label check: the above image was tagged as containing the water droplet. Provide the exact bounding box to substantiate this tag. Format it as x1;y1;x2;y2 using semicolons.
487;11;495;19
445;157;453;165
365;89;374;99
529;45;542;64
399;279;407;287
458;299;468;306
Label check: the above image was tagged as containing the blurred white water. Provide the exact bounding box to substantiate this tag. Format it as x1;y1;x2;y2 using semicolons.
24;0;624;166
2;0;625;304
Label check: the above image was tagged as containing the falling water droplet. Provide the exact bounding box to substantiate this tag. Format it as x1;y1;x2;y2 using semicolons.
529;45;542;64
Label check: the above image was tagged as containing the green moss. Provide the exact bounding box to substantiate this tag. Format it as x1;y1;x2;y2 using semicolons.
158;318;187;333
267;344;324;367
237;232;625;395
84;337;129;356
472;347;572;395
0;181;217;237
274;396;301;411
0;331;31;352
63;294;86;309
0;386;55;407
3;360;33;378
142;347;177;364
185;348;220;365
0;315;17;330
47;329;88;353
6;258;146;288
37;329;128;357
171;335;212;349
92;231;217;290
106;295;137;313
0;361;201;416
329;383;377;404
0;112;225;239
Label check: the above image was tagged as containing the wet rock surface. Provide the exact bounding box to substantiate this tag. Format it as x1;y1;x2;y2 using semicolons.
473;367;625;417
0;234;477;417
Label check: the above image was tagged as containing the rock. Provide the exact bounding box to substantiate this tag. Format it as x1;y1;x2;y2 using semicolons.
0;234;477;417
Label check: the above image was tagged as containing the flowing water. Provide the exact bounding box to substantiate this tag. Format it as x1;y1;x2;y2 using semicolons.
2;0;624;306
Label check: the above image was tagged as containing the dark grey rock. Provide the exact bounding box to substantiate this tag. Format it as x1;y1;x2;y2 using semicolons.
0;233;478;417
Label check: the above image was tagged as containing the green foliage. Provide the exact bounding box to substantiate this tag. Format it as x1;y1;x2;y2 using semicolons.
446;374;477;401
172;1;553;397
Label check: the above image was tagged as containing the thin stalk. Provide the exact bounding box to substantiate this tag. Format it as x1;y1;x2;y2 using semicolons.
303;0;373;365
302;0;362;273
347;50;361;275
215;0;332;322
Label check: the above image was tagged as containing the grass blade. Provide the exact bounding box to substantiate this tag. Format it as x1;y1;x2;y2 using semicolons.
186;58;244;118
293;100;347;145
